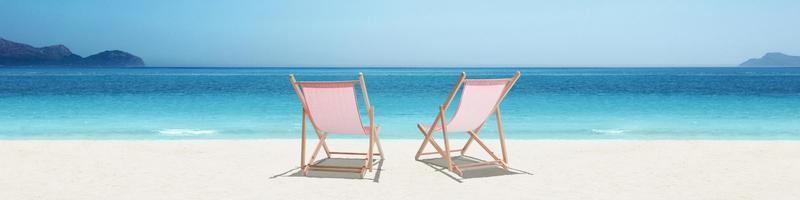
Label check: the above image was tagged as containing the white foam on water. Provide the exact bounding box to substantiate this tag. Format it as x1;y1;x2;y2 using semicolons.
159;129;217;136
591;129;626;135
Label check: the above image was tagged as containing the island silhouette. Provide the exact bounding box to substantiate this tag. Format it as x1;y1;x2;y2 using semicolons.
0;37;143;67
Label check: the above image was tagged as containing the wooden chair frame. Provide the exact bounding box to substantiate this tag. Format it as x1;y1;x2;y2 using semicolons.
289;73;384;177
414;71;521;176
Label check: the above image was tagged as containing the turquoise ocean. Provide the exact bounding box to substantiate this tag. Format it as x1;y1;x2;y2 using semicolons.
1;67;798;140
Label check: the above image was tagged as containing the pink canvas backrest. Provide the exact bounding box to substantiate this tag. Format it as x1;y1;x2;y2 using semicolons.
445;79;512;132
299;81;367;135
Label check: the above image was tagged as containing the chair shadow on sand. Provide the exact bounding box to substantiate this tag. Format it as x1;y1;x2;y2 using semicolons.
271;158;385;183
418;155;533;182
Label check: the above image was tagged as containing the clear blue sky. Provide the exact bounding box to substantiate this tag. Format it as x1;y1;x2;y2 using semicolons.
2;0;799;67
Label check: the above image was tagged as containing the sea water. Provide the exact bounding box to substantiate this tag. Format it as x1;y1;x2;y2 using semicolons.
1;67;799;139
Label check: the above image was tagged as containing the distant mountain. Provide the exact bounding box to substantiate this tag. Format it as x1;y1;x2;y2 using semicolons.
82;50;144;66
740;52;800;67
0;37;144;66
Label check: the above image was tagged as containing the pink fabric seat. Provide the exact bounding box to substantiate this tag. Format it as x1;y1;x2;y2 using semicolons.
299;81;369;135
422;78;511;132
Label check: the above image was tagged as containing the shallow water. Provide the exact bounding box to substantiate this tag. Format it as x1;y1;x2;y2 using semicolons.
1;67;799;139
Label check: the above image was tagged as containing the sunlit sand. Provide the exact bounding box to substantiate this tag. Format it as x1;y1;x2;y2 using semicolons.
2;139;798;200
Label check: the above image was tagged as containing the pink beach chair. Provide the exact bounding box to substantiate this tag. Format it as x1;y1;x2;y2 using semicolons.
289;73;384;176
415;72;521;176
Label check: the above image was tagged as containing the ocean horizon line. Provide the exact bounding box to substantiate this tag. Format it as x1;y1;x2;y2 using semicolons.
0;65;763;69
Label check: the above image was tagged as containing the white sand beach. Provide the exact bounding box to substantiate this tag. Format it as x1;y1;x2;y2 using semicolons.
1;139;799;200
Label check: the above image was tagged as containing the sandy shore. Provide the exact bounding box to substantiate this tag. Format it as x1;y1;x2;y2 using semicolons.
1;139;799;200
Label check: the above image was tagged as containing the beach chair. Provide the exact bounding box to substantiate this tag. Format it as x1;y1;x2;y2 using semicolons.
415;71;520;176
289;73;384;176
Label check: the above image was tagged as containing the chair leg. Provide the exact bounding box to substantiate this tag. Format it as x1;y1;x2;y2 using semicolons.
301;111;307;169
313;130;332;158
415;124;446;160
414;125;432;160
374;131;385;159
367;131;375;172
414;115;459;175
414;132;428;160
304;137;321;176
460;137;474;156
467;131;507;169
442;131;453;171
460;125;485;155
308;133;327;168
496;109;509;165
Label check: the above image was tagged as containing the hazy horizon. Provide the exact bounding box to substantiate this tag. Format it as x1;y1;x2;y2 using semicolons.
2;0;799;67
